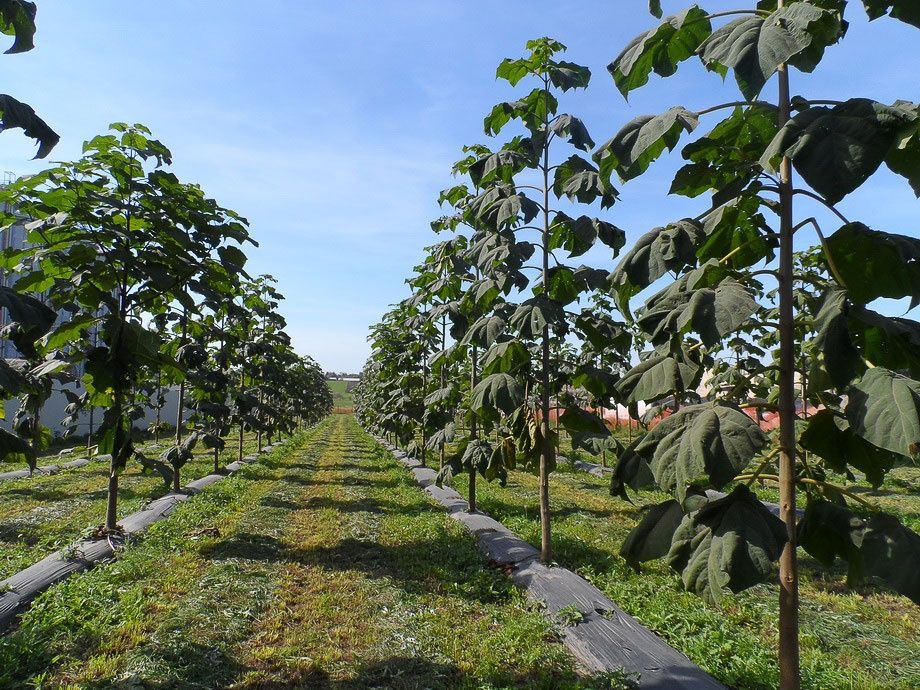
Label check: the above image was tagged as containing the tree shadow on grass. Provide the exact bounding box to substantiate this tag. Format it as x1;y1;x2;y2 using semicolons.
299;496;426;516
200;531;287;562
96;654;608;690
473;493;611;522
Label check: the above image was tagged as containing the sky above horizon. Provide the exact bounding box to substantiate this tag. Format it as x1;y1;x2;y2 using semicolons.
1;1;918;372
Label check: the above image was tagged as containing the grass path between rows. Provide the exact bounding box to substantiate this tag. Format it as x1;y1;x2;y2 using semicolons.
0;433;267;581
0;416;626;689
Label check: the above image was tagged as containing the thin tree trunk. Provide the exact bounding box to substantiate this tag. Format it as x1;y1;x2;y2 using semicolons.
468;343;478;513
440;315;447;469
776;25;801;689
174;310;188;490
87;406;94;454
105;468;119;530
155;368;161;443
257;391;264;453
420;335;428;468
539;86;552;564
88;316;98;454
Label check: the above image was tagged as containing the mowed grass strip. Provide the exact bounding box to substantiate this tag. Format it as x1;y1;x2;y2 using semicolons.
0;433;268;581
0;425;330;689
233;415;624;690
1;416;628;689
447;459;920;690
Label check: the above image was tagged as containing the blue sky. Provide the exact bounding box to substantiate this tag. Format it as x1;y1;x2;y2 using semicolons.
1;1;917;372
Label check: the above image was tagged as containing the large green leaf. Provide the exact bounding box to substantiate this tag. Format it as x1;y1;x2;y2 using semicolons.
671;104;779;201
799;409;899;488
483;89;559;136
0;285;56;356
574;310;631;355
480;339;529;376
699;4;843;101
810;288;862;388
761;100;916;204
610;440;656;500
0;94;59;158
0;0;35;54
469;148;530;186
862;514;920;604
570;429;621;458
549;114;595;152
0;358;26;398
40;313;98;350
470;373;524;422
635;403;768;501
797;500;866;585
621;499;686;570
862;0;920;28
846;367;920;458
0;425;35;468
616;352;701;404
463;313;507;347
826;222;920;305
540;266;579;306
667;485;787;606
509;296;567;339
609;220;704;314
637;278;759;347
547;61;592;92
552;155;618;208
572;363;618;400
850;306;920;379
559;405;608;435
885;109;920;195
548;213;625;258
596;107;698;182
471;184;540;229
608;6;712;98
697;196;774;269
461;438;493;475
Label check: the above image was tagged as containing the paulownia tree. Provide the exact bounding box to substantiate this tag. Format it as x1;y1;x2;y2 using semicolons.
462;38;625;561
602;2;920;687
2;123;252;530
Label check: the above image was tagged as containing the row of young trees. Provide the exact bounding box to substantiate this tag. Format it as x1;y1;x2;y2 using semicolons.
0;123;333;530
356;2;920;688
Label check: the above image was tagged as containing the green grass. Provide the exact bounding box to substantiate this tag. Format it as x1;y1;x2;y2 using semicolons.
0;432;266;581
441;451;920;690
328;378;355;408
0;416;632;689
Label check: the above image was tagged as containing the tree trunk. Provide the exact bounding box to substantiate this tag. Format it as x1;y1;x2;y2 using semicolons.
176;309;188;445
468;343;478;514
440;315;447;469
172;464;181;492
538;82;552;564
87;406;95;454
776;25;801;689
105;464;119;531
539;328;552;563
155;368;161;443
420;338;428;468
